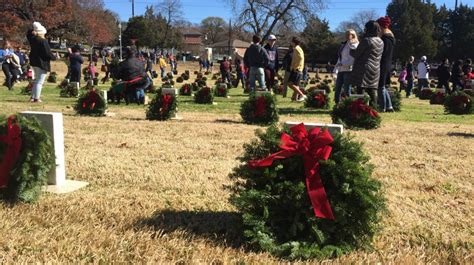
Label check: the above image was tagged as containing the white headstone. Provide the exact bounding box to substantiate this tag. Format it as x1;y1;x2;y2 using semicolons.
311;89;326;95
255;90;272;97
69;82;80;90
101;90;108;102
20;111;88;193
162;88;178;96
285;121;343;135
351;94;366;99
436;88;446;94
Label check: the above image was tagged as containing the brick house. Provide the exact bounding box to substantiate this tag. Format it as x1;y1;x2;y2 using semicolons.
182;30;203;55
210;39;251;60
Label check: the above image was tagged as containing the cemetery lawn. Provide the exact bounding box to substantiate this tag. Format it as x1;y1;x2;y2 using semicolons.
0;62;473;263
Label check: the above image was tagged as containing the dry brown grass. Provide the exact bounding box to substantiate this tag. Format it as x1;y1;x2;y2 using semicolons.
0;61;473;263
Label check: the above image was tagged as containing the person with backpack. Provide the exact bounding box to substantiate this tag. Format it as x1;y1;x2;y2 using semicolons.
244;35;269;92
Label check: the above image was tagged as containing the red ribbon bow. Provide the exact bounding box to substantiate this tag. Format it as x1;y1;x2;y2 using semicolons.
248;123;335;219
314;93;326;107
82;90;98;110
0;116;22;188
255;96;267;117
161;94;172;114
349;99;378;118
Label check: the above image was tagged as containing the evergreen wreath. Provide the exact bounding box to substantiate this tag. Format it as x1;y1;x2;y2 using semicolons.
389;90;402;111
240;93;279;125
191;82;200;91
20;82;33;95
179;83;192;96
305;90;330;109
60;82;79;98
74;89;107;116
418;88;433;100
443;91;473;115
0;115;55;203
146;92;178;120
429;92;445;105
331;97;381;130
176;76;184;83
229;124;386;260
47;72;57;83
215;83;228;97
194;86;214;104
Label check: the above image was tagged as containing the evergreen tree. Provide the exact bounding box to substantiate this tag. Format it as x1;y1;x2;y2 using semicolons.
387;0;437;61
448;4;474;60
301;16;339;64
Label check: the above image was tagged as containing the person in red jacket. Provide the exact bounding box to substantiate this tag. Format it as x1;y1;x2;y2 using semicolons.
220;56;232;84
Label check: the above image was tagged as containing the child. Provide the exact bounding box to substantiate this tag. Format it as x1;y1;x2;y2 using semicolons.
398;65;407;93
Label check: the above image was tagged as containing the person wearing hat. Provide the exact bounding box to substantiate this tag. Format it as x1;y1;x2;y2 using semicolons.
417;55;430;91
264;34;279;90
334;29;359;104
376;16;394;112
27;21;57;102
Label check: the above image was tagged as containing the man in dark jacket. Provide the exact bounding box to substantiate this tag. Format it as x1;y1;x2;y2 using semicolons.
264;34;279;90
437;58;451;93
114;47;148;104
244;35;269;92
377;16;394;112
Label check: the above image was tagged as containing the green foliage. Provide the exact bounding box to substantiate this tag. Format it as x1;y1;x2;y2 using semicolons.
215;83;228;97
430;92;445;105
331;97;381;130
229;125;386;260
301;16;339;64
47;72;57;83
305;90;330;109
194;87;214;104
146;92;178;120
443;91;473;115
60;83;79;98
0;115;55;203
179;84;192;96
419;89;434;100
389;90;402;111
240;94;279;125
74;89;107;116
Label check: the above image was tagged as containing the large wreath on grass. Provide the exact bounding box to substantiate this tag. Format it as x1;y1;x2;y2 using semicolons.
74;89;107;116
0;115;55;202
60;82;79;98
331;97;381;130
444;91;473;115
179;83;192;96
418;88;434;100
215;83;228;97
47;72;57;83
194;86;214;104
20;82;33;95
229;124;386;260
305;90;330;109
388;90;401;111
146;91;178;120
240;93;279;125
430;92;445;105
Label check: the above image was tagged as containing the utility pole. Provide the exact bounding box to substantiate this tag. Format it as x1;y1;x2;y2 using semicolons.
455;0;458;10
132;0;135;17
228;19;232;57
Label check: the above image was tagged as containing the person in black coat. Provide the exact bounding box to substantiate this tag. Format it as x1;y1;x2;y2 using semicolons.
114;48;148;104
437;58;451;93
27;22;57;102
69;45;83;83
376;16;394;112
450;60;464;91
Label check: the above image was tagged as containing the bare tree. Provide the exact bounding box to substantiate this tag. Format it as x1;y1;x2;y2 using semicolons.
200;16;227;45
336;10;380;34
156;0;183;47
229;0;325;40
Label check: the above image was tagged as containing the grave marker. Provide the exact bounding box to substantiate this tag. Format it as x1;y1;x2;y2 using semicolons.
285;121;344;136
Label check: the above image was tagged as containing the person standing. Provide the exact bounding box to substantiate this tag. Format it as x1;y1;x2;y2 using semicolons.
244;35;269;92
437;58;451;93
334;29;359;104
406;56;415;97
398;64;407;93
69;45;83;83
450;60;464;91
220;56;232;84
1;41;15;90
288;37;306;102
281;46;293;98
376;16;394;112
235;58;246;88
462;58;472;76
417;56;430;90
27;22;57;102
264;34;279;91
158;55;167;78
350;20;384;107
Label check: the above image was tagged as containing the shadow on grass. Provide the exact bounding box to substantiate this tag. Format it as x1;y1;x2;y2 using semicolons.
135;210;245;249
215;119;244;125
447;132;474;138
278;108;332;115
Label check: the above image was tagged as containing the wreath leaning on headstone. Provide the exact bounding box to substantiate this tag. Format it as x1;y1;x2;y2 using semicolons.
418;88;434;100
74;89;107;116
429;91;445;105
443;91;473;115
194;86;214;104
331;97;381;130
305;89;330;109
240;93;279;125
229;124;386;260
0;115;55;203
146;90;178;120
215;83;228;97
388;90;402;111
179;83;192;96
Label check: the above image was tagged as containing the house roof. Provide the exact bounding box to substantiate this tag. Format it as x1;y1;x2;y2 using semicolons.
211;39;251;48
183;31;202;36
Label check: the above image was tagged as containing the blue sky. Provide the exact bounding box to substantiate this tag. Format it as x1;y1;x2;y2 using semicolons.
104;0;466;31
